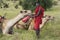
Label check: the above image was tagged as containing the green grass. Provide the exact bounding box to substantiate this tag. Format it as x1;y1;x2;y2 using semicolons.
0;1;60;40
0;8;22;19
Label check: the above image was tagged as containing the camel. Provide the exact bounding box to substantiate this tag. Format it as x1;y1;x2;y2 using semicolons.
28;15;55;30
14;15;55;30
0;10;32;34
0;10;55;35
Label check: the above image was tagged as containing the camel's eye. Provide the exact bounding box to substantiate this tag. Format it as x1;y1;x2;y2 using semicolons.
20;11;23;13
24;11;27;13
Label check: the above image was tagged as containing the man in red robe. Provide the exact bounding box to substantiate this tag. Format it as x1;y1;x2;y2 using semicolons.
21;0;44;38
31;0;44;38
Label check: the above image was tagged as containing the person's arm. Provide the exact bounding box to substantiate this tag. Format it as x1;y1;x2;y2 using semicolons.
34;9;42;17
30;9;42;18
27;9;42;18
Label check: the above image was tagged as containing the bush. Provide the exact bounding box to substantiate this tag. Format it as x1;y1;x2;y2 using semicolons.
3;3;9;8
15;5;18;9
19;0;53;11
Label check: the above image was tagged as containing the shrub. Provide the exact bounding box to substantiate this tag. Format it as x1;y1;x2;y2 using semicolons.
19;0;53;11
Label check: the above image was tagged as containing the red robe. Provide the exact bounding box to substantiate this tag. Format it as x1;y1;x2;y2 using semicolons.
22;16;30;23
34;5;44;30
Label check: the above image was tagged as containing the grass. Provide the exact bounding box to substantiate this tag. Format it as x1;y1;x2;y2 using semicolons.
0;1;60;40
0;8;22;19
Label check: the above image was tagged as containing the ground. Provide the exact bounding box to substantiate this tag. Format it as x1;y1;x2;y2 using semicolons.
0;1;60;40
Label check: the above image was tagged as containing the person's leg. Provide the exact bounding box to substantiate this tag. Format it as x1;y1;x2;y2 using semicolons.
34;22;40;38
35;29;40;38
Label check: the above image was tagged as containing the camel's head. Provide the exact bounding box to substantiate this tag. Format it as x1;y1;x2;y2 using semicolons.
0;15;6;23
43;15;55;21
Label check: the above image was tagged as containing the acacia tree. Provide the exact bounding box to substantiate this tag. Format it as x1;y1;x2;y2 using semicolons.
19;0;53;11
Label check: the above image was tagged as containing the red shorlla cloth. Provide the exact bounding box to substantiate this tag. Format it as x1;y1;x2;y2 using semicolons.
34;5;44;30
22;16;30;23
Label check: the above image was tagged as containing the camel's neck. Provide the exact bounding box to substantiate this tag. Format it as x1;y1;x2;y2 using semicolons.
3;13;28;34
7;13;27;27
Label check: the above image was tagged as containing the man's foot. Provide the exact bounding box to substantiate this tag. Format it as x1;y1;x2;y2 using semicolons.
35;29;40;39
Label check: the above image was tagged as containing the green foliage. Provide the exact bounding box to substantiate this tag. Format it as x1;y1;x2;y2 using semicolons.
0;0;9;8
19;0;36;11
40;0;53;10
19;0;53;11
15;5;18;9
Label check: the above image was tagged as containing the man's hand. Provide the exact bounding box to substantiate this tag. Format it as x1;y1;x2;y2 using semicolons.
30;14;35;18
28;13;35;18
